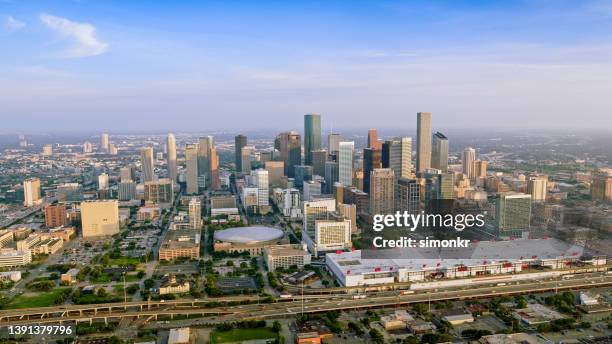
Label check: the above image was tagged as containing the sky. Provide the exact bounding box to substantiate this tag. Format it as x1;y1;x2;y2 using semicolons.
1;0;612;133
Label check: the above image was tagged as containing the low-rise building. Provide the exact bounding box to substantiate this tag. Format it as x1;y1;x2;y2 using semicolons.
158;230;200;261
264;244;311;270
158;275;190;295
0;249;32;267
60;268;80;284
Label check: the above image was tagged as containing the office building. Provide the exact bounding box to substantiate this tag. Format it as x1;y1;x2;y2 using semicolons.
496;193;532;236
264;244;311;271
324;161;339;194
241;146;253;174
23;177;42;207
311;149;327;177
252;169;269;208
591;169;612;203
265;161;284;186
81;200;120;237
338;203;357;233
235;134;247;172
120;166;135;182
304;219;351;257
83;141;93;153
338;141;354;186
100;133;109;152
167;133;177;183
42;144;53;156
144;178;174;207
0;250;32;268
98;173;109;190
141;147;155;182
272;188;301;218
56;183;82;202
431;132;448;172
363;147;382;193
369;168;395;215
278;131;301;177
304;113;321;165
44;203;67;228
473;160;488;179
197;136;213;188
367;129;382;150
302;198;336;234
185;144;199;194
189;197;202;230
462;147;476;180
209;146;220;190
118;181;136;201
294;165;313;188
396;177;420;214
527;176;548;203
328;133;343;155
303;180;322;201
382;137;412;179
416;112;432;172
159;230;200;261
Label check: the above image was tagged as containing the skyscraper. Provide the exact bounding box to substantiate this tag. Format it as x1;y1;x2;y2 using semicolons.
496;193;532;236
382;137;412;179
278;131;301;177
338;141;354;187
100;133;109;152
527;176;548;203
252;169;269;208
324;161;339;194
235;135;247;172
311;149;327;177
431;132;448;172
462;147;476;179
98;173;109;190
369;168;395;215
396;177;420;214
189;197;202;229
120;166;135;182
185;144;199;194
167;133;177;183
416;112;432;172
141;147;155;182
210;147;220;191
265;161;284;186
328;133;343;155
363;148;382;193
23;177;41;207
304;114;321;166
367;129;382;150
198;136;213;188
591;169;612;203
241;146;253;174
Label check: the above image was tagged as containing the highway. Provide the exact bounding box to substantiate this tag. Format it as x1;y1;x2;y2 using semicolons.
1;271;610;326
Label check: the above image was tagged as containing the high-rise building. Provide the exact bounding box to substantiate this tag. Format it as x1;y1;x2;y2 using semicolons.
324;161;339;194
416;112;432;172
189;197;202;230
23;178;42;207
252;169;269;208
118;181;136;201
369;168;395;215
210;147;220;191
338;141;354;187
141;147;155;182
278;131;301;177
396;178;420;213
185;144;199;194
328;133;343;155
294;165;313;188
44;203;67;228
81;200;120;237
100;133;109;152
367;129;382;150
302;198;336;234
167;133;177;183
527;176;548;203
431;132;448;172
265;161;284;186
304;114;321;166
83;141;93;154
120;166;135;182
197;136;213;188
144;178;174;207
108;144;118;155
462;147;476;179
591;169;612;203
19;134;28;148
305;219;351;257
382;137;412;179
56;183;82;202
235;135;247;172
473;160;488;179
42;144;53;156
495;193;531;235
241;146;253;174
311;149;327;177
363;148;382;193
98;173;109;190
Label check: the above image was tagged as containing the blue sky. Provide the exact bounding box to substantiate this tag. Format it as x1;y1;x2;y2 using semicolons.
1;0;612;132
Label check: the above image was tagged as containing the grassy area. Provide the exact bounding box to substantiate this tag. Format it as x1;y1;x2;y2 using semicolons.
210;328;277;343
7;288;71;309
109;257;141;266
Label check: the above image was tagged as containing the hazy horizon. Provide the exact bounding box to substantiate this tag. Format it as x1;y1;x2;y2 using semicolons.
2;1;612;131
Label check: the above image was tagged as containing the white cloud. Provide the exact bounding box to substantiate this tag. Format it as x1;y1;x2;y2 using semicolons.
39;13;108;58
4;16;26;31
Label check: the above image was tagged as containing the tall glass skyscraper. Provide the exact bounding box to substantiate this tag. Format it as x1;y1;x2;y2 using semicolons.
304;114;321;166
339;141;354;187
431;132;448;172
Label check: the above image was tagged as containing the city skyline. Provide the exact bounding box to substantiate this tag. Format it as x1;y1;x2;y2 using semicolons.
2;1;612;131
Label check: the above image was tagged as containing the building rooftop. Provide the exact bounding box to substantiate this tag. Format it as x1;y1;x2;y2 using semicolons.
214;226;283;244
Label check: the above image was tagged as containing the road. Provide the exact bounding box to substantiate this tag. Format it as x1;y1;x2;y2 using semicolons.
1;271;610;325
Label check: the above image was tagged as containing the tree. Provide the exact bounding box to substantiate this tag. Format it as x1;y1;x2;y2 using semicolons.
272;320;282;332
